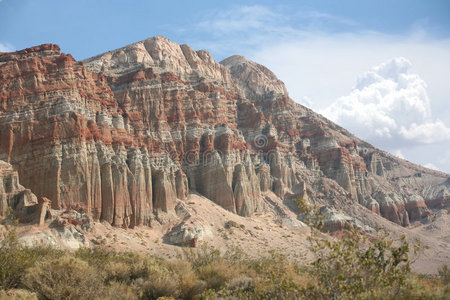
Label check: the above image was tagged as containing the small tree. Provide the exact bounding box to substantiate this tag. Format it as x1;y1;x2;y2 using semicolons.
304;226;422;299
294;195;423;298
293;196;324;229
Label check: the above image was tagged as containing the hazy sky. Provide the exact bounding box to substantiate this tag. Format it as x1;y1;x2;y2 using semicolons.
1;0;450;172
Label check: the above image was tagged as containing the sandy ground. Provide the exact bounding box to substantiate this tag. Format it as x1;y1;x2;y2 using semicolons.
409;209;450;273
89;193;312;262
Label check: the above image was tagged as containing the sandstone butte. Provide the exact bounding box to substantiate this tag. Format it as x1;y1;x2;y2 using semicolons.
0;36;449;233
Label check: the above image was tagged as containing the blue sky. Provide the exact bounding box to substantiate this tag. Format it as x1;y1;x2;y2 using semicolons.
1;0;449;60
1;0;450;172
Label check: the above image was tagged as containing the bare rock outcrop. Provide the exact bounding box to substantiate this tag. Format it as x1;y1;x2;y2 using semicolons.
0;37;448;230
0;160;49;225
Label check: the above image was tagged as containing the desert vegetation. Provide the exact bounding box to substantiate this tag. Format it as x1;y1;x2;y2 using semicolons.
0;219;449;300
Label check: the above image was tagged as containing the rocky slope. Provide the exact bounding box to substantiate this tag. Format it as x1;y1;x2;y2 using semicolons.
0;160;49;225
0;36;449;232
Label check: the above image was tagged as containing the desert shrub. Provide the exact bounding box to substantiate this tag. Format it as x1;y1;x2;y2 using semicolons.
76;247;165;286
0;289;38;300
294;196;310;214
438;264;450;285
74;247;115;268
103;261;141;284
182;243;309;298
105;254;157;284
103;281;138;300
132;266;179;300
182;243;221;269
76;248;184;299
395;274;450;300
244;251;308;299
167;259;206;299
223;245;246;265
224;220;240;229
0;239;443;299
0;227;63;290
196;260;238;291
305;228;419;299
293;196;324;229
181;243;247;293
0;210;443;300
228;276;254;293
75;248;188;299
76;247;207;299
22;255;104;300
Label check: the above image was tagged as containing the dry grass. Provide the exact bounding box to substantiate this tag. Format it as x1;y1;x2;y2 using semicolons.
22;255;103;300
0;225;449;299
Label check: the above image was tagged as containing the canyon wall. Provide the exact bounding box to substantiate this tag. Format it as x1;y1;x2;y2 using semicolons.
0;37;448;227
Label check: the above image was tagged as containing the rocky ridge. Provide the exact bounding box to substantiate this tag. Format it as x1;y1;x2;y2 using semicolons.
0;36;449;233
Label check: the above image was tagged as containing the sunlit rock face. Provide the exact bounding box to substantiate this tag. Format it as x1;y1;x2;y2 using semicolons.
0;160;41;223
0;37;448;227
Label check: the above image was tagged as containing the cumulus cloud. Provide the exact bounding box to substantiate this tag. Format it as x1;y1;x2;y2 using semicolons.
249;32;450;172
399;121;450;143
321;57;450;147
184;5;450;173
187;6;450;123
188;4;450;172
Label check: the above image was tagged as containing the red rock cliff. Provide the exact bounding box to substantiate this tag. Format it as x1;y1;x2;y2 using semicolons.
0;37;448;228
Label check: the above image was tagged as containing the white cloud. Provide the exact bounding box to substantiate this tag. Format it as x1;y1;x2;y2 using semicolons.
186;5;450;173
399;121;450;144
393;150;405;159
0;42;14;52
424;163;440;171
299;96;313;108
196;5;279;33
252;36;450;117
321;57;450;146
249;33;450;172
196;5;356;36
189;6;450;122
187;5;358;58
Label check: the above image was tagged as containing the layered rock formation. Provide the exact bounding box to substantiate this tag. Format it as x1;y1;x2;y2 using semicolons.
0;160;50;225
0;37;448;229
0;160;36;218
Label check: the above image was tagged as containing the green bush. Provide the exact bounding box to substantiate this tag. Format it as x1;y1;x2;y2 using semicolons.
22;255;104;300
293;196;324;229
105;254;156;284
305;228;419;299
182;243;222;269
244;251;308;299
0;228;62;290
